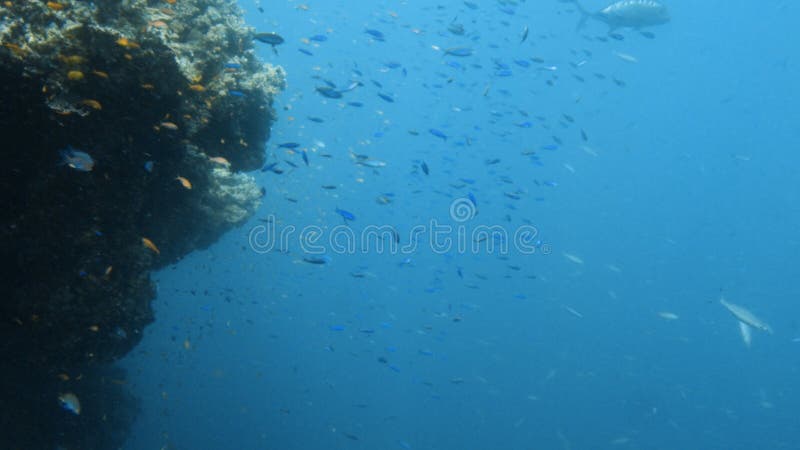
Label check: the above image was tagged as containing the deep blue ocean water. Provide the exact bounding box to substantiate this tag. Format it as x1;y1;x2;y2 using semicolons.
121;1;800;449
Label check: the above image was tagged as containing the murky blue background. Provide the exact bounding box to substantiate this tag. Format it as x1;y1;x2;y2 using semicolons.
122;1;800;448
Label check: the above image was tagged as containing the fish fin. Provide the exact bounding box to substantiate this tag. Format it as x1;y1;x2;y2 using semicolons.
562;0;588;29
564;0;594;31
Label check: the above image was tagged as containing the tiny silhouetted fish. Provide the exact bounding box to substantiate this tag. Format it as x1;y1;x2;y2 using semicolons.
278;142;300;149
467;192;478;207
364;29;385;41
429;128;447;140
444;47;473;57
254;32;284;46
303;255;331;265
316;86;342;98
335;207;355;221
261;162;280;173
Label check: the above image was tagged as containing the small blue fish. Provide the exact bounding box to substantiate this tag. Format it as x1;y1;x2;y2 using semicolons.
278;142;300;149
298;48;313;56
309;34;328;42
303;255;331;265
377;93;394;102
224;62;242;70
364;29;385;41
307;116;325;123
301;149;309;166
444;47;473;57
429;129;447;140
228;89;245;97
143;160;154;173
59;146;94;172
335;207;355;221
420;161;429;175
384;61;402;69
253;32;284;46
261;162;280;173
347;101;364;107
316;86;342;98
467;192;478;207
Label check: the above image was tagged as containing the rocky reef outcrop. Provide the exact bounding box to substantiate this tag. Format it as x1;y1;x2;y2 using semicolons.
0;0;283;447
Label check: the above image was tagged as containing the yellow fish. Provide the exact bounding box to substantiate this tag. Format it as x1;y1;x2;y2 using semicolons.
175;176;192;189
208;156;231;167
141;237;160;255
159;121;179;131
79;99;102;110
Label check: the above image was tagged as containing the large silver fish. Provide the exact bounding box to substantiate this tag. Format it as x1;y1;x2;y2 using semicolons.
565;0;670;31
720;297;774;334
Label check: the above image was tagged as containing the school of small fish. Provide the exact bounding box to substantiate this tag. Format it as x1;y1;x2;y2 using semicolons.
69;0;789;447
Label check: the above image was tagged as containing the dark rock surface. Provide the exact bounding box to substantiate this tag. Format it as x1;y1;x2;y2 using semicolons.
0;0;283;447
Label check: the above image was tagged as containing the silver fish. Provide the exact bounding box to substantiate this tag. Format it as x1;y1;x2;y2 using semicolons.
720;297;773;334
566;0;670;31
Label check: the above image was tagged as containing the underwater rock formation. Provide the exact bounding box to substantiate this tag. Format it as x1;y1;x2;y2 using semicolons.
0;0;283;447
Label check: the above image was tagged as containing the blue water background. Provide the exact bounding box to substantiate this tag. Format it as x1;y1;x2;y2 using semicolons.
122;1;800;448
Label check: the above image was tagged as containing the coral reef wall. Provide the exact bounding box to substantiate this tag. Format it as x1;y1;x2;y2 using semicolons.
0;0;283;447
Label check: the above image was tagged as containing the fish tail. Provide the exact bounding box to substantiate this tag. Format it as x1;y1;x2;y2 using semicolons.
564;0;591;30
